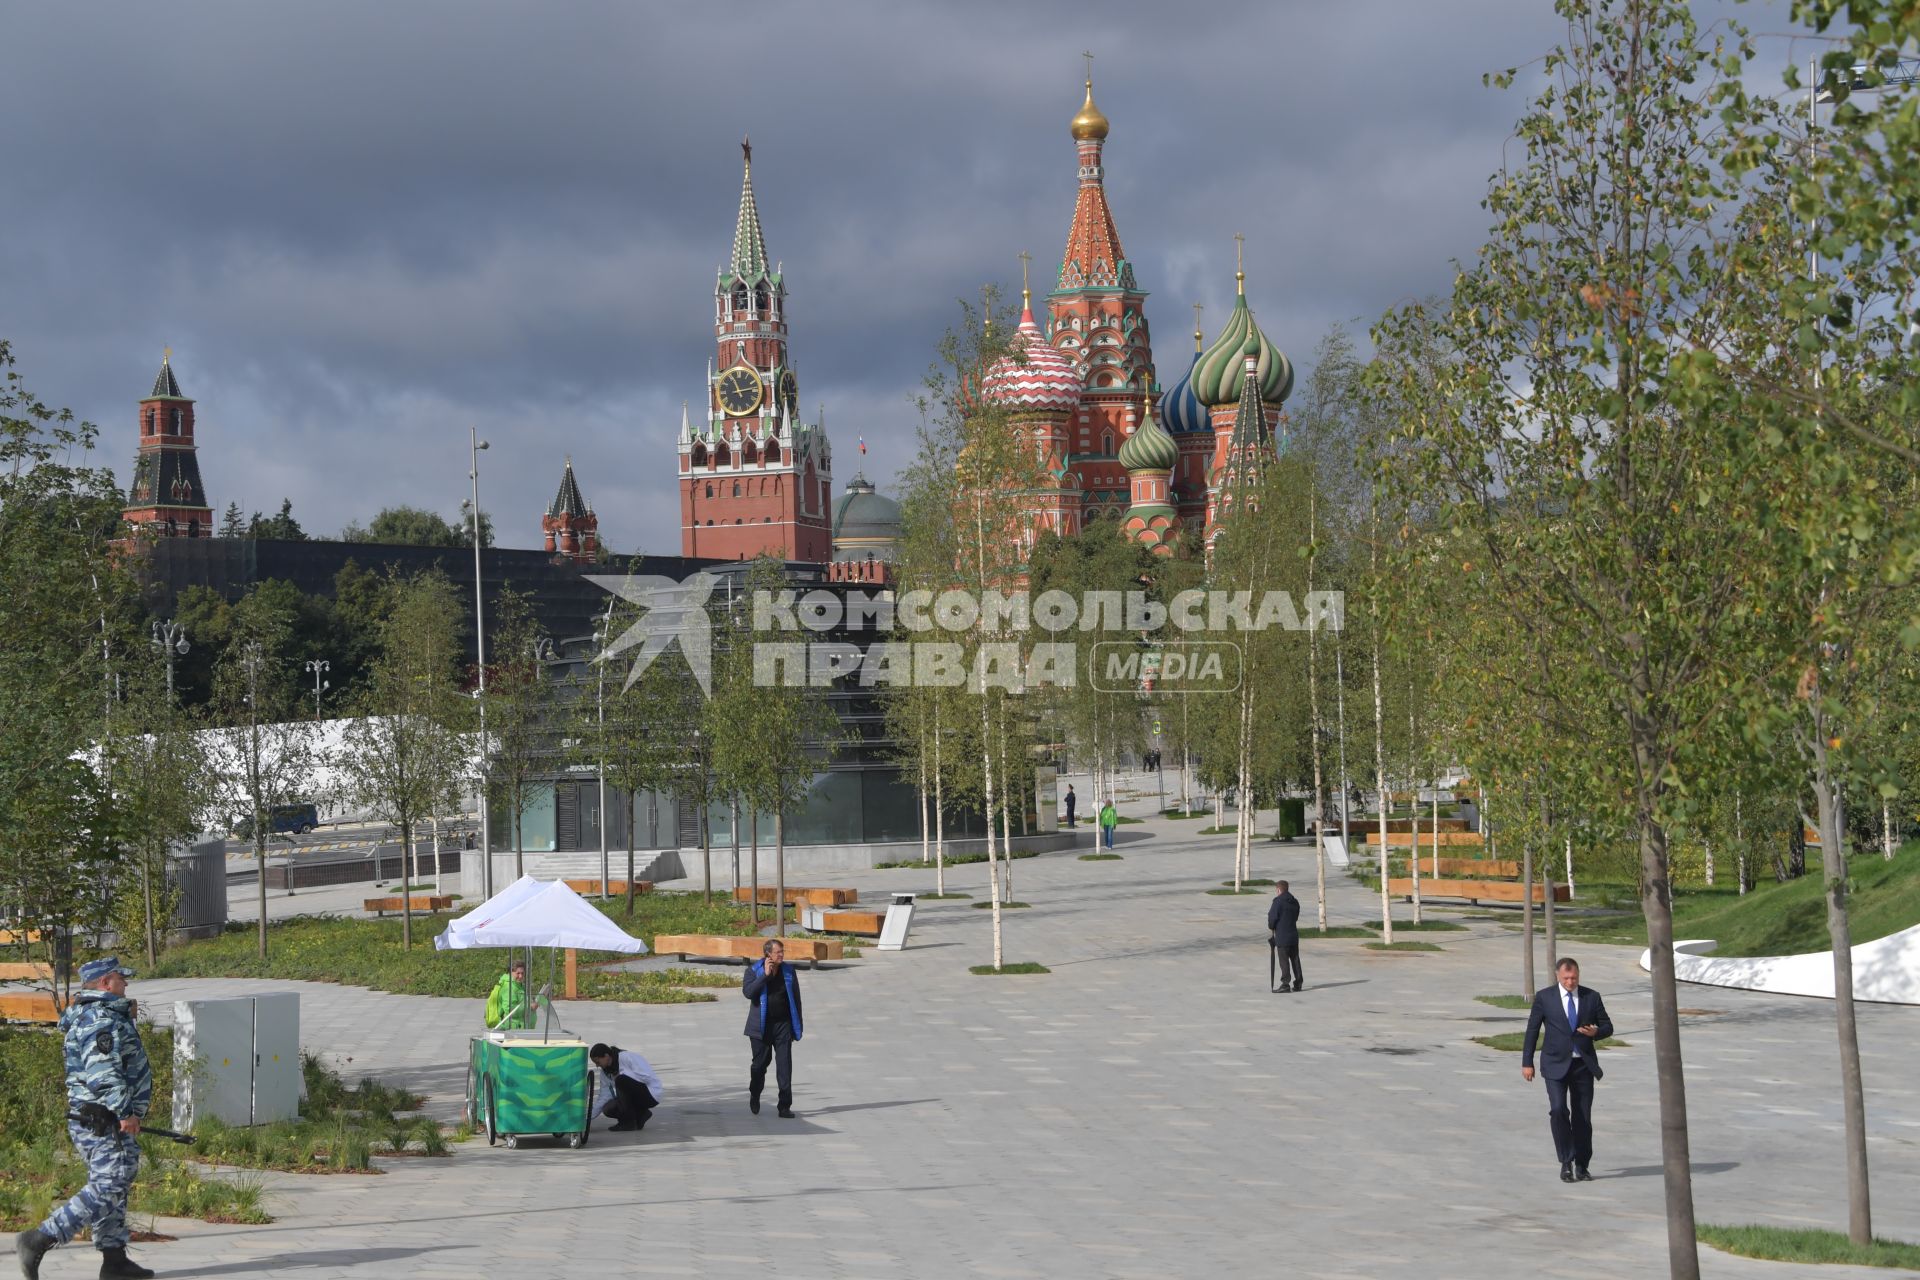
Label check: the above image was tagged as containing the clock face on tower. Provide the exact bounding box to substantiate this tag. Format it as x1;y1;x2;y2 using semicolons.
717;364;763;417
777;369;798;415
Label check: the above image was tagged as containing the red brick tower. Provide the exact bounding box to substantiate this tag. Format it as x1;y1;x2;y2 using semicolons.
1044;72;1159;525
543;457;600;564
123;350;213;538
679;139;833;562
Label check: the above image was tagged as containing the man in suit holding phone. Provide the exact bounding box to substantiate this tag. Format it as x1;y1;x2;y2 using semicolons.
1521;956;1614;1182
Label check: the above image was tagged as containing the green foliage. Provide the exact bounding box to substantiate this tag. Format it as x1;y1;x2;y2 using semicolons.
971;900;1030;909
1696;1225;1920;1270
247;497;306;540
969;962;1050;975
1078;853;1123;861
340;504;493;548
1363;941;1442;952
1475;993;1531;1010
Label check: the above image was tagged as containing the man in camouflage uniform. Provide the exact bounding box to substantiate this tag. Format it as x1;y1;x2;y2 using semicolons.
15;957;154;1280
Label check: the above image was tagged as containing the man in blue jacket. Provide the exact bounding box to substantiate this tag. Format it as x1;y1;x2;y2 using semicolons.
743;938;803;1119
16;956;156;1279
1521;956;1615;1183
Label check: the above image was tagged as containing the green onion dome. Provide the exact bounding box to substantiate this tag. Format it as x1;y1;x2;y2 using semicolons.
1192;273;1294;408
1118;401;1179;472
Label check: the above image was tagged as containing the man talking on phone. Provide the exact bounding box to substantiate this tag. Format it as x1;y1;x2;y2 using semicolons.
743;938;803;1119
1521;957;1614;1183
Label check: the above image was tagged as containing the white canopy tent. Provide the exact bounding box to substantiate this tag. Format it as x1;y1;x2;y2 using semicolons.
435;874;550;951
468;880;648;954
437;877;646;1040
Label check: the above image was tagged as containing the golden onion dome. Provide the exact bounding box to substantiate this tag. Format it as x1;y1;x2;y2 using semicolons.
1071;79;1110;141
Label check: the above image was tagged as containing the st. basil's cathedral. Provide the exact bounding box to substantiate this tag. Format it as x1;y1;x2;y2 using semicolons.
119;72;1291;568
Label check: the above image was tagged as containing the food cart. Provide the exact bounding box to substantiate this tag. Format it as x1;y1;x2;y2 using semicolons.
436;876;649;1150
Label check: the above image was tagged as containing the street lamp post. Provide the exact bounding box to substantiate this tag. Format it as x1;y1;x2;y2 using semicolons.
1335;636;1351;858
594;598;614;900
469;428;493;900
304;658;331;718
150;620;189;701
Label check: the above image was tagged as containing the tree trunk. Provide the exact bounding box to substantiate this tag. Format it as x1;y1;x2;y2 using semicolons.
1703;835;1714;887
933;705;947;896
1882;799;1894;860
731;798;742;892
1638;808;1700;1280
140;846;158;969
1567;833;1577;900
1306;578;1328;931
774;809;786;939
1521;815;1535;998
1369;578;1392;945
701;805;712;904
920;760;930;865
1540;787;1555;970
981;696;1003;970
749;805;761;928
625;791;637;917
399;816;414;951
1810;712;1872;1245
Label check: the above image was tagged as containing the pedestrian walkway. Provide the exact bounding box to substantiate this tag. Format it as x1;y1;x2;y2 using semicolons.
77;812;1920;1277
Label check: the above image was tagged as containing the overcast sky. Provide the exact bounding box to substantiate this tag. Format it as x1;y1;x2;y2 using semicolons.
1;1;1807;554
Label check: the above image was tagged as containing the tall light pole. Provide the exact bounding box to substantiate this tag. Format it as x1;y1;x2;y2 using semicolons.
593;598;614;900
1335;635;1351;857
469;428;493;899
304;658;330;718
150;619;189;701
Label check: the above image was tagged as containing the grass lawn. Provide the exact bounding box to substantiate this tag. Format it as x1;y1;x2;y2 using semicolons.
1307;926;1376;938
1162;808;1211;819
1698;1224;1920;1270
1475;993;1532;1009
1365;940;1443;952
1206;887;1265;896
1364;918;1467;932
971;901;1032;909
1224;878;1276;887
145;892;765;1002
1473;1030;1629;1052
1078;853;1123;861
970;962;1050;975
1114;816;1146;825
1556;843;1920;955
917;892;973;900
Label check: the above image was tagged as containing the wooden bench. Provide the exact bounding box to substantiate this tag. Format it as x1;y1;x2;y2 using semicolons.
0;929;45;945
0;962;55;983
731;886;859;907
0;991;65;1023
1391;858;1522;878
362;895;454;916
653;934;845;968
562;879;653;898
1387;877;1569;904
1365;831;1486;848
814;911;885;937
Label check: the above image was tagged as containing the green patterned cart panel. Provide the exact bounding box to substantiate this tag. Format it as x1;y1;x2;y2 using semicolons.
470;1037;591;1138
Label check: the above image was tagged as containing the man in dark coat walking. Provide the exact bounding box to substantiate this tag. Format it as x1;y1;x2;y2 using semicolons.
1064;784;1077;828
743;938;803;1119
1266;881;1302;992
1521;956;1615;1182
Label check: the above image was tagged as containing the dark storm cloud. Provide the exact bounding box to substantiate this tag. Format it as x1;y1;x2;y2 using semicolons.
4;0;1734;551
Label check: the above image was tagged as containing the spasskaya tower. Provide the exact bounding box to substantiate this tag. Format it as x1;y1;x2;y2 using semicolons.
678;139;833;561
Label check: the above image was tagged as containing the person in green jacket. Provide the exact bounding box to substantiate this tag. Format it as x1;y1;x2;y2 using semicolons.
1099;801;1119;849
485;959;534;1030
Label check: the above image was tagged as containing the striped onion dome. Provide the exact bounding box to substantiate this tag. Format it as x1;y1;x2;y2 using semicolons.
1158;346;1209;435
1118;401;1179;472
982;297;1082;413
1192;274;1293;408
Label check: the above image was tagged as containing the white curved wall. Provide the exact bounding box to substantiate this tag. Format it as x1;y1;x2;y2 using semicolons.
1639;924;1920;1006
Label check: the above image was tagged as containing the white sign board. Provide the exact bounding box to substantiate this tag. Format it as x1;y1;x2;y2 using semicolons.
1322;835;1350;868
877;895;916;951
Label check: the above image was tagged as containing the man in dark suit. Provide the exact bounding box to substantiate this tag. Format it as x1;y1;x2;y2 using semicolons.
1266;880;1302;992
1522;957;1614;1182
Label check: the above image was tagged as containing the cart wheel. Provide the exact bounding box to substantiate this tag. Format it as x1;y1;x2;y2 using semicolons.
577;1068;596;1149
505;1134;519;1150
567;1133;584;1149
483;1079;497;1147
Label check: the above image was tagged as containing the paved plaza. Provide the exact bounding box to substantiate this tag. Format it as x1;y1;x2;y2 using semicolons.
39;804;1920;1279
